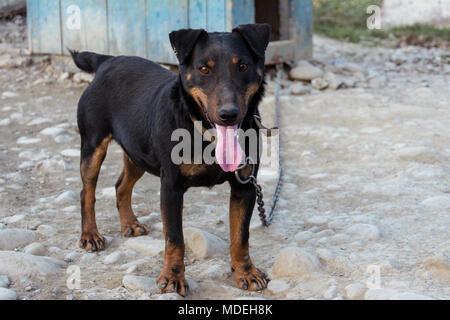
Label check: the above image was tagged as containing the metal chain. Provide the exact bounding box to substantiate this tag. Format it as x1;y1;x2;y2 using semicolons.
235;64;284;227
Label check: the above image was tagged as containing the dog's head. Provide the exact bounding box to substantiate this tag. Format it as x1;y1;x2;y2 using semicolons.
169;24;270;172
170;24;270;125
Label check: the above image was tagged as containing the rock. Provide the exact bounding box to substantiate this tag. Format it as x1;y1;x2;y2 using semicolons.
122;275;157;293
100;187;116;198
40;127;65;136
267;279;289;294
311;78;329;90
392;292;435;300
17;137;41;145
316;248;353;274
307;216;328;226
54;190;78;203
125;237;164;256
0;229;35;250
423;251;450;282
61;149;79;157
345;283;367;299
0;118;11;126
73;72;94;83
0;55;30;69
64;251;80;262
1;214;25;224
0;288;17;300
421;196;450;209
290;82;311;95
323;285;337;299
36;225;57;237
290;61;324;81
323;71;343;90
183;227;227;259
294;231;314;243
0;251;64;280
36;158;68;175
24;243;47;256
0;275;9;288
345;224;380;240
104;251;123;265
272;247;320;279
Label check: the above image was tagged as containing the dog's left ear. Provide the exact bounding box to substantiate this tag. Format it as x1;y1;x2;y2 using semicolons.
232;23;271;59
169;28;207;65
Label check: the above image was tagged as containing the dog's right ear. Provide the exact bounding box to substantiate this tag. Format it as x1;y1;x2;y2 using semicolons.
169;29;207;65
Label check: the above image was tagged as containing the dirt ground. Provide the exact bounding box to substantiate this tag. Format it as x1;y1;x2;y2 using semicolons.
0;17;449;300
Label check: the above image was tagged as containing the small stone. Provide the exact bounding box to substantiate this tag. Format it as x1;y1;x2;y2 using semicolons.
0;251;64;280
290;61;324;81
1;214;26;224
73;72;94;83
316;248;353;273
0;229;35;250
423;251;450;282
0;288;17;300
311;78;329;90
24;243;47;256
125;237;164;256
64;251;80;262
267;279;290;294
104;251;123;265
122;275;157;293
323;285;337;299
290;82;311;95
294;231;313;243
100;187;116;198
61;149;79;157
40;127;65;136
272;247;320;279
184;227;227;259
345;283;367;299
54;190;78;203
421;196;450;209
36;225;57;237
0;275;10;288
307;216;328;226
345;224;380;240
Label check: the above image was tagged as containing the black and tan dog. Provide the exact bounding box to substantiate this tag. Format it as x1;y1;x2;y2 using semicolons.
70;23;271;296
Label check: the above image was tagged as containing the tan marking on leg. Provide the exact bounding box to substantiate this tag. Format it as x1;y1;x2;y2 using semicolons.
79;135;112;251
116;153;147;237
229;190;269;291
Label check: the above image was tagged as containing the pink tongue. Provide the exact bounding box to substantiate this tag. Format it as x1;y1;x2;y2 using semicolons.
215;125;243;172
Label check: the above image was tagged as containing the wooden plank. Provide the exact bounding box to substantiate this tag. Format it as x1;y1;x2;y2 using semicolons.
27;0;62;54
291;0;313;60
60;0;108;54
108;0;147;57
147;0;188;64
207;0;225;32
265;40;295;65
189;0;207;29
230;0;254;29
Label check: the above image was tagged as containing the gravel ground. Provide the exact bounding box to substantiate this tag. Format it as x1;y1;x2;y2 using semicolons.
0;17;449;300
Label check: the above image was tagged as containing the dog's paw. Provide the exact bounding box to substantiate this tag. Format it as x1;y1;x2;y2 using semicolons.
121;223;149;237
232;264;269;291
79;231;106;252
156;269;189;297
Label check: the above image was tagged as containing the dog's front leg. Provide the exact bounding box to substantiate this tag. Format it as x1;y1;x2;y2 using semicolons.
229;183;270;291
156;178;189;297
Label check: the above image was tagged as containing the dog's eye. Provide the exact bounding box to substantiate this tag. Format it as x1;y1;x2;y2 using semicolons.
199;66;210;74
239;64;248;72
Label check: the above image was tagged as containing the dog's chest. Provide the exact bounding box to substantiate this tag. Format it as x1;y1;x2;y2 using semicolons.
180;163;225;187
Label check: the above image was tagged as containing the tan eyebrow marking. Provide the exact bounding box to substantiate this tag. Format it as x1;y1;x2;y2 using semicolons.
206;60;215;68
186;73;192;81
232;57;239;64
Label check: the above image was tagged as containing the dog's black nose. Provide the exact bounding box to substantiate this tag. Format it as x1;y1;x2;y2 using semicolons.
218;107;239;123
